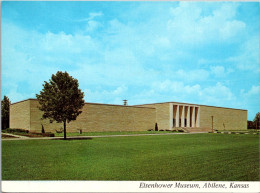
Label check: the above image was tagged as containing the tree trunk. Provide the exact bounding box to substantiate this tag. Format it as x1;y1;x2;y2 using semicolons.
64;120;67;140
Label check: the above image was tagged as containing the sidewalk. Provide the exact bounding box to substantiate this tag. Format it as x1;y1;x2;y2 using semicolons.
1;133;30;139
1;132;207;141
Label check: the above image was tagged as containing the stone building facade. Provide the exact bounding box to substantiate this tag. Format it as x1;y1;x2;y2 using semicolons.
135;102;247;132
10;99;247;133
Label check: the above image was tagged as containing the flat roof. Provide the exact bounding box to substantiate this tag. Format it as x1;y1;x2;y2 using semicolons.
84;102;155;109
11;98;34;105
11;98;247;111
134;101;247;111
11;98;155;109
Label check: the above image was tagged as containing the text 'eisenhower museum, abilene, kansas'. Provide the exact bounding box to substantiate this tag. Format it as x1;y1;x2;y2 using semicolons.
9;98;247;133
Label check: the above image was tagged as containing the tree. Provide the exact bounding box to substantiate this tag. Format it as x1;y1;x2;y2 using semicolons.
1;96;11;130
36;71;85;139
253;112;260;130
247;120;255;129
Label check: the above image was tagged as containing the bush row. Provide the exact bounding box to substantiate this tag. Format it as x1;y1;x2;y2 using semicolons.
3;128;29;133
3;128;54;137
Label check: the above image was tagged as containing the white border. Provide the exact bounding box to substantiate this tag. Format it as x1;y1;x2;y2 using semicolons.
2;181;260;192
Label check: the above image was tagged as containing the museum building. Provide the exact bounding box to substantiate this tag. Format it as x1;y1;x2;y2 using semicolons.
10;99;247;133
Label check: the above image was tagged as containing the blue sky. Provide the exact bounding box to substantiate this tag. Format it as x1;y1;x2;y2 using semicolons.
1;1;259;120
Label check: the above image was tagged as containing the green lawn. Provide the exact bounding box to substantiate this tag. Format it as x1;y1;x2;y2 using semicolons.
216;129;260;133
2;133;259;181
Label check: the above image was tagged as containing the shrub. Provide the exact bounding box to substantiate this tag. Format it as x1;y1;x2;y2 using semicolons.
42;133;55;137
155;123;158;131
55;128;63;133
41;125;45;134
5;128;29;133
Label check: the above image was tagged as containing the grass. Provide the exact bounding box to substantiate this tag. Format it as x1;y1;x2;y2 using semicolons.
217;129;260;133
54;130;176;137
2;133;259;181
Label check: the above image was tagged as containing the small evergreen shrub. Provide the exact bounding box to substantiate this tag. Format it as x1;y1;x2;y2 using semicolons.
41;125;45;134
155;123;158;131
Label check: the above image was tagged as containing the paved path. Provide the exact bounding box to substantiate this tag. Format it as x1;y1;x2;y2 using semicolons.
1;132;208;141
1;133;29;139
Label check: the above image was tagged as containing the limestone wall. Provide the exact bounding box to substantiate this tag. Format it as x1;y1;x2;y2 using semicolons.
135;103;170;130
10;99;247;133
200;105;247;130
10;100;31;130
28;99;156;133
30;99;62;132
136;102;247;131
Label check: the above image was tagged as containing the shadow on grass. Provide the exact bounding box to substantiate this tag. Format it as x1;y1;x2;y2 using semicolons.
51;137;93;140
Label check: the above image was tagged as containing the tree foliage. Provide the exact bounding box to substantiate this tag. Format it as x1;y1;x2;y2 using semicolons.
247;112;260;130
247;120;255;129
1;96;11;130
253;112;260;130
36;71;85;139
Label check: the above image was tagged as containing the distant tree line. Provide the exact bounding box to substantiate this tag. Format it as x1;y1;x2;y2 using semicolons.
1;96;11;130
247;112;260;130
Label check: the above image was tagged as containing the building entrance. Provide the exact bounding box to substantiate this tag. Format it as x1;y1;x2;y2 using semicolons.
172;104;200;128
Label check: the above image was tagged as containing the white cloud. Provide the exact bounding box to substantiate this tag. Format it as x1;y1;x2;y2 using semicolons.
239;85;260;120
74;12;103;33
40;32;97;54
86;20;102;32
149;80;235;106
210;66;225;77
201;82;234;101
176;69;209;82
76;11;103;22
89;12;103;18
153;36;171;48
219;20;246;40
0;18;249;107
167;2;246;44
241;85;259;97
227;36;259;71
84;85;128;104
